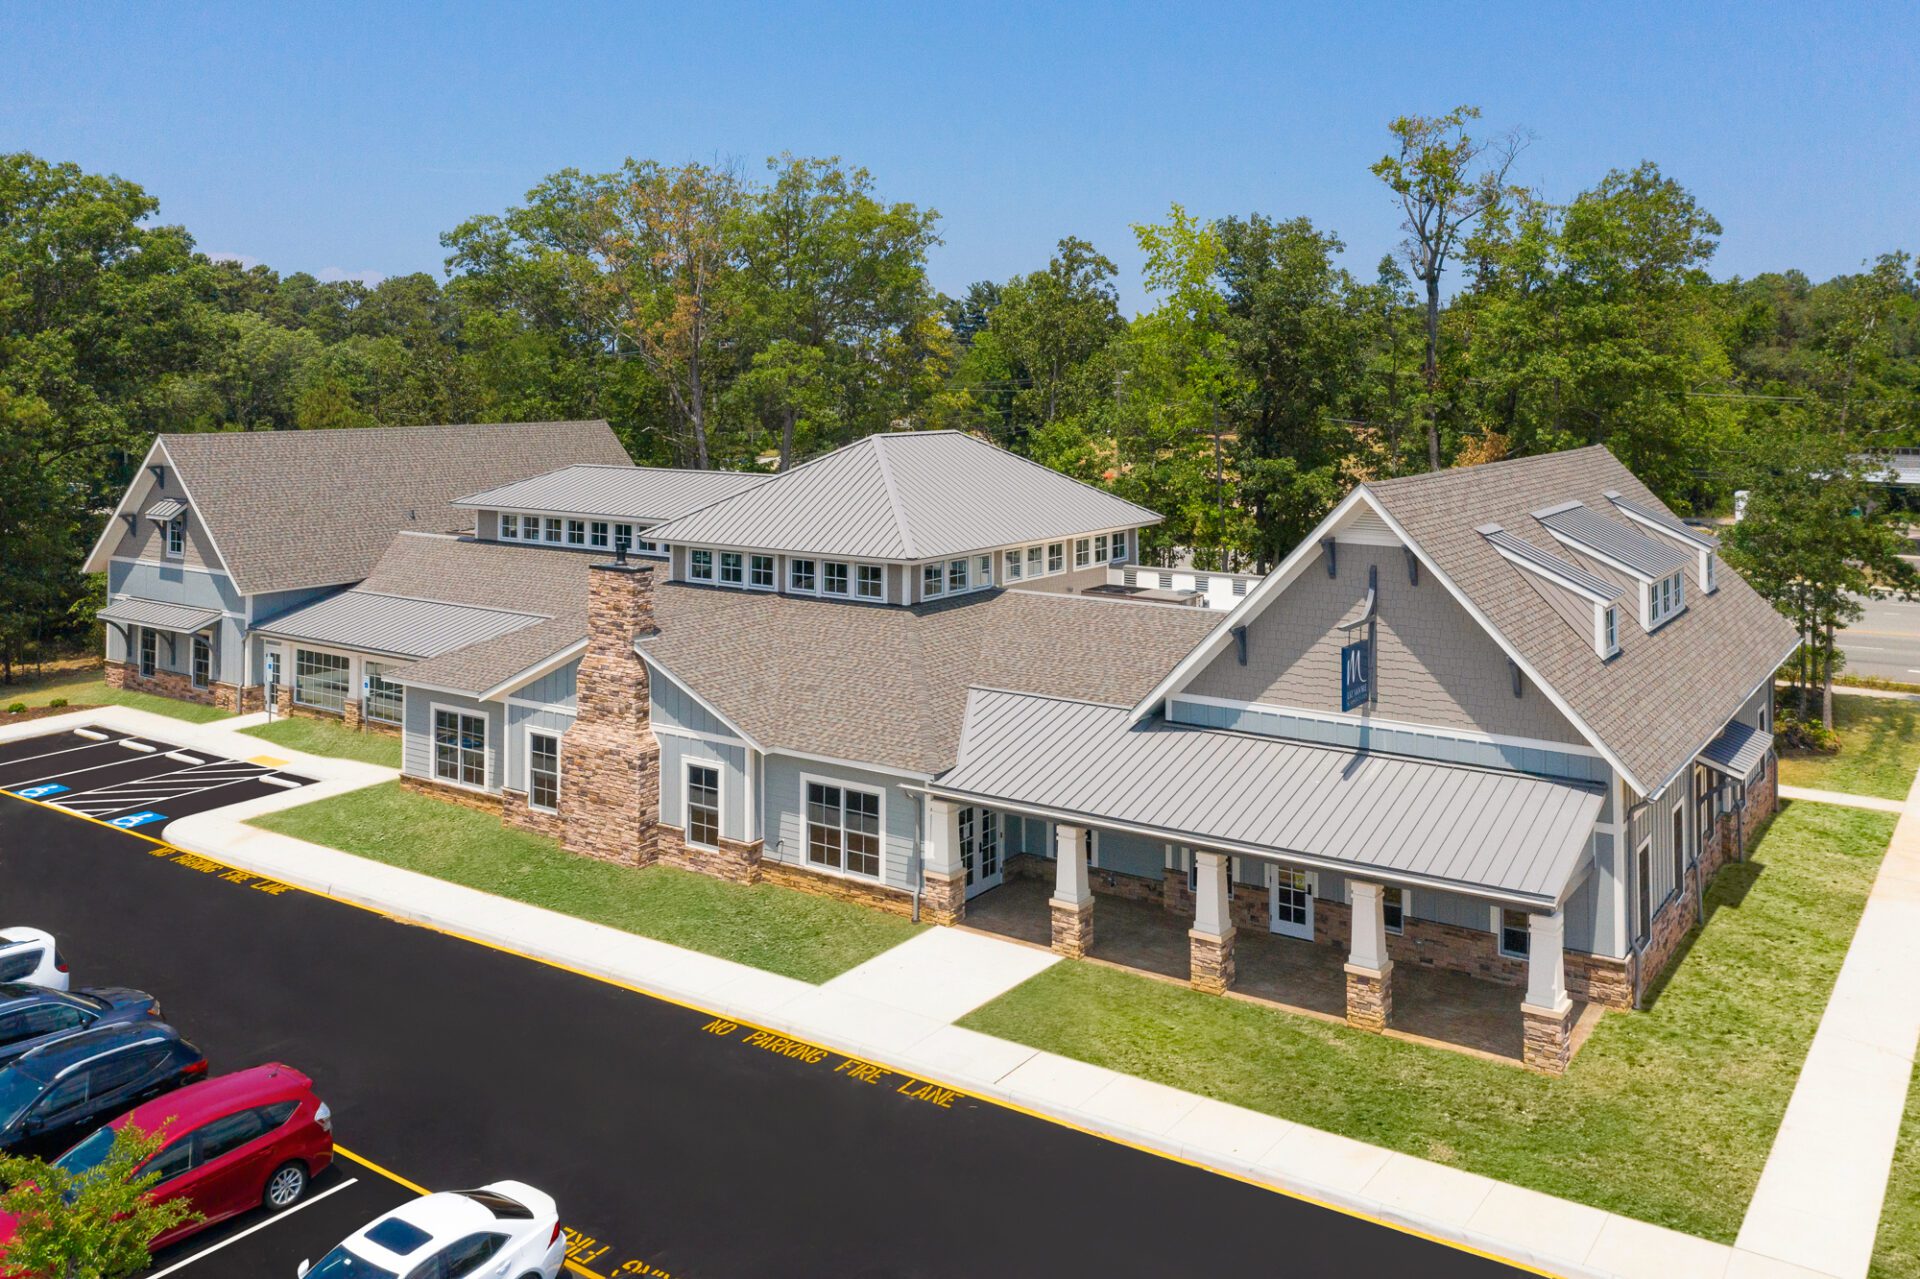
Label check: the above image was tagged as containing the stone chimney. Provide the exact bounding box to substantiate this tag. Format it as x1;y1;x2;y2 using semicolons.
560;560;660;865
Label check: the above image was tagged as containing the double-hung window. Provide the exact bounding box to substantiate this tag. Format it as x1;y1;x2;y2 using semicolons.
1048;543;1064;573
823;562;850;596
293;649;350;713
922;564;945;598
946;559;968;592
432;708;486;788
528;731;561;813
190;635;211;689
685;763;720;847
165;517;185;558
1094;534;1109;562
750;555;775;589
1672;805;1685;890
1004;550;1024;582
789;558;817;593
363;662;404;725
501;513;519;540
1498;909;1530;959
719;551;744;585
806;781;881;878
1026;546;1044;577
138;628;158;678
1382;886;1405;934
689;549;714;581
857;564;884;599
590;521;610;549
1075;538;1091;568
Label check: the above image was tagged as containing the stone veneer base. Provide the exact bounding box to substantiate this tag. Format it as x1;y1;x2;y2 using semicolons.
761;861;917;919
1521;999;1575;1075
1344;961;1393;1030
1189;928;1235;994
1051;897;1094;957
654;824;762;885
921;870;965;926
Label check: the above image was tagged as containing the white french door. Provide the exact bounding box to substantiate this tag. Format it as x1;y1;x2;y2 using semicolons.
1268;864;1314;939
959;806;1004;899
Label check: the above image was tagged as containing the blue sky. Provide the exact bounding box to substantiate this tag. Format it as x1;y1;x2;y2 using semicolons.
4;1;1914;310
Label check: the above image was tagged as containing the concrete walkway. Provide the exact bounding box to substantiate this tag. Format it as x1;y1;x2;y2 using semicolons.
0;708;1846;1278
1736;765;1920;1277
1778;784;1909;815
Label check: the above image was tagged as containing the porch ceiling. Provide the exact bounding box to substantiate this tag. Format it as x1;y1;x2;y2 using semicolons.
932;688;1604;905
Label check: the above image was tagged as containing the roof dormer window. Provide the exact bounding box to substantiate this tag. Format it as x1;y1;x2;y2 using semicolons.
165;517;184;559
1646;571;1685;630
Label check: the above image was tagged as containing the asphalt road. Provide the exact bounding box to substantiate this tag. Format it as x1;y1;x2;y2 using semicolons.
1838;592;1920;682
0;725;1531;1279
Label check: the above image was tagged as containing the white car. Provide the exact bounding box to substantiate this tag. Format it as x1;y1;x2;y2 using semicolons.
298;1181;566;1279
0;928;67;991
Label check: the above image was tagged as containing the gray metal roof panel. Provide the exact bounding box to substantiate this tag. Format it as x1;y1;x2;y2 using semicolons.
1699;720;1772;781
1535;503;1690;578
1483;527;1622;601
97;597;223;632
1603;490;1718;549
936;689;1600;901
452;464;772;523
645;431;1161;561
251;591;546;659
142;498;187;522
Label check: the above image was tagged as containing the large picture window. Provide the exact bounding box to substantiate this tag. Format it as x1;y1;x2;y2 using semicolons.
685;763;720;848
293;649;350;713
363;662;404;725
529;730;561;813
806;781;881;878
432;708;487;788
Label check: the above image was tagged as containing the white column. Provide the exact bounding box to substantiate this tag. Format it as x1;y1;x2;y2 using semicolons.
1348;880;1390;972
1193;851;1231;937
1054;823;1090;905
924;798;964;879
1524;909;1569;1011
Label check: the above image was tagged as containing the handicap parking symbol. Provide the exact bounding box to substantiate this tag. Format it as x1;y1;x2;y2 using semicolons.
11;784;68;800
108;812;167;830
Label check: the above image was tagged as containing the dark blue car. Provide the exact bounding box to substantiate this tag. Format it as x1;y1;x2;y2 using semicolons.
0;1022;206;1156
0;983;162;1068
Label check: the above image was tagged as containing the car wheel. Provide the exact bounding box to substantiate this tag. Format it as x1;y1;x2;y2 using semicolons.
263;1161;308;1210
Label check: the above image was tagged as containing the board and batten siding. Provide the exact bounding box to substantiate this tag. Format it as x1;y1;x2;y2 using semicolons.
402;689;506;793
658;734;751;843
105;559;246;686
762;754;920;893
650;666;736;740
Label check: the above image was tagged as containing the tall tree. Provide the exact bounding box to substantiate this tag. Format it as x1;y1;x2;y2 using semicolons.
1371;105;1525;468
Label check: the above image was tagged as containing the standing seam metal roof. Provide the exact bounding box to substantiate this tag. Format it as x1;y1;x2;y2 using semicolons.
97;597;223;633
934;689;1602;902
451;464;773;522
250;591;547;659
1535;503;1690;579
1482;527;1622;601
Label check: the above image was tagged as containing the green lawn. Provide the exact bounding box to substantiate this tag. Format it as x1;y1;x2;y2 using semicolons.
0;671;231;724
240;716;402;768
1873;1059;1920;1278
250;781;920;983
961;800;1892;1242
1779;695;1920;801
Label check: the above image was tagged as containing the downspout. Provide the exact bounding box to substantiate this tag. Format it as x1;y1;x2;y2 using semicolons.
909;793;924;924
1624;796;1652;1011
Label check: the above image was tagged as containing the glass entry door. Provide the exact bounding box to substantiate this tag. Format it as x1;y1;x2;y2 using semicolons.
1268;865;1314;939
959;806;1003;899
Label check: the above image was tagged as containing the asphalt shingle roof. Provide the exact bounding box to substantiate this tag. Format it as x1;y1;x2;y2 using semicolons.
644;430;1161;560
155;421;630;595
642;585;1218;774
1365;446;1798;794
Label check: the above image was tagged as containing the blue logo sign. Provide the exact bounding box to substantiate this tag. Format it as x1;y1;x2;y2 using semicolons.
108;811;167;830
11;784;69;800
1340;638;1372;711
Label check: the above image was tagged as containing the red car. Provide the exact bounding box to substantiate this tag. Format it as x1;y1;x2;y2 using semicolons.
6;1063;333;1251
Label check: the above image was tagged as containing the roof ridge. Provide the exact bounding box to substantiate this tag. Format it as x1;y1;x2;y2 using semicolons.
940;430;1162;521
869;436;920;559
346;589;551;622
159;419;608;443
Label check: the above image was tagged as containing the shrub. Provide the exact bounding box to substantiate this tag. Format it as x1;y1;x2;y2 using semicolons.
1775;708;1840;754
5;703;24;714
46;698;67;710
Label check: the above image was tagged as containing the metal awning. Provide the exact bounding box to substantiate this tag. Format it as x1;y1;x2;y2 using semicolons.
932;688;1605;906
96;596;222;634
1699;719;1772;784
143;498;187;523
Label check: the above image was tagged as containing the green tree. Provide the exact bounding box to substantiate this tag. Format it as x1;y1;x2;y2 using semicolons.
0;1123;199;1279
965;237;1124;449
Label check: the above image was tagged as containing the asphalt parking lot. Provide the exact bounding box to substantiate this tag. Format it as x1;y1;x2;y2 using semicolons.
0;728;314;834
0;724;1530;1278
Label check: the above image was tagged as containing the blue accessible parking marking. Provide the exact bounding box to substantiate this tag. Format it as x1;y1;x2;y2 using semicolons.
106;811;168;829
9;783;69;800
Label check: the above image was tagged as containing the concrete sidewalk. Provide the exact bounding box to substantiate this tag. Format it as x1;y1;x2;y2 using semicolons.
0;708;1846;1278
1736;763;1920;1277
1778;784;1909;815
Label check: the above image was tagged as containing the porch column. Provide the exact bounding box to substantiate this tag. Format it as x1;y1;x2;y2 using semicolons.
1521;909;1574;1075
921;798;966;927
1050;823;1094;957
1188;850;1236;994
1344;879;1394;1031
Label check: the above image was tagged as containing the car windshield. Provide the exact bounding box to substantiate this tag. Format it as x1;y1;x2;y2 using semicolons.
0;1069;46;1130
52;1125;117;1176
66;992;109;1014
304;1246;398;1279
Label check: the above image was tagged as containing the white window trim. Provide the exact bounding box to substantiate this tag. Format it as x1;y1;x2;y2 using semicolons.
719;550;746;586
683;758;724;850
525;726;562;814
164;517;185;560
921;562;945;599
689;548;716;582
362;661;405;726
190;634;211;689
428;701;491;794
590;521;610;550
1383;885;1408;935
292;646;354;713
748;554;777;592
787;557;819;595
1593;601;1621;659
821;560;854;597
856;563;886;601
1491;905;1530;960
798;770;887;883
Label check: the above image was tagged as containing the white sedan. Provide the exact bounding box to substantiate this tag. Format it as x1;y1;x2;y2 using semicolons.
0;928;67;991
298;1181;567;1279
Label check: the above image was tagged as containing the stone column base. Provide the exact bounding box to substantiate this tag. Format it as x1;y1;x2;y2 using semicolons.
1189;928;1235;994
1344;961;1393;1031
104;660;129;690
922;870;965;926
1522;998;1575;1075
273;686;292;715
343;697;363;729
1050;896;1094;958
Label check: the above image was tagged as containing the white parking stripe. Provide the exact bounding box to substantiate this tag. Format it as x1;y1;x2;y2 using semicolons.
164;751;206;764
145;1177;360;1277
119;740;157;753
74;728;108;741
6;751;187;792
262;776;302;789
0;734;133;770
61;771;284;818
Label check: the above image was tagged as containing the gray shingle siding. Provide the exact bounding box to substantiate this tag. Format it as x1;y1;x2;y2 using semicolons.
1184;545;1586;746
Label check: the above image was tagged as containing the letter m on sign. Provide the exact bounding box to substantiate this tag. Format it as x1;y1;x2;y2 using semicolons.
1340;638;1371;711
